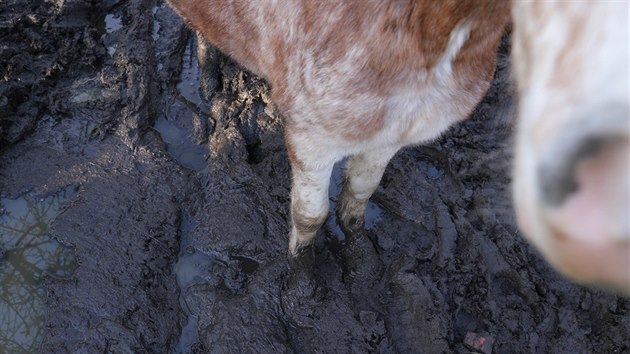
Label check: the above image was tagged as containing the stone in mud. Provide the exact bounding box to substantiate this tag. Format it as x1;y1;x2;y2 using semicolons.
464;332;495;354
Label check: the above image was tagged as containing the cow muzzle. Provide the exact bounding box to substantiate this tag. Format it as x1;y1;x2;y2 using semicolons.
516;104;630;294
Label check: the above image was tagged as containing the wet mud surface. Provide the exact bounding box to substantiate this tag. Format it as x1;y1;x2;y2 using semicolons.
1;1;628;353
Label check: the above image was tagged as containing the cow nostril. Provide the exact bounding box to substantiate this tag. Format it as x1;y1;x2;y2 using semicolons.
538;103;629;207
540;135;629;244
539;136;614;206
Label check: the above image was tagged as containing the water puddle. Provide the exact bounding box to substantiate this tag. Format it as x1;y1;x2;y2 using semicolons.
107;45;117;57
425;164;444;180
172;215;213;353
174;248;215;291
154;117;209;171
154;37;209;172
0;187;78;353
97;13;123;57
177;39;202;105
174;311;200;354
154;40;210;350
173;251;206;352
104;14;123;33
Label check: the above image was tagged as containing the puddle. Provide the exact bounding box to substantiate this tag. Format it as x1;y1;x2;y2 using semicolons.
174;313;200;354
104;14;123;33
177;39;202;105
174;249;215;290
154;36;209;172
425;164;444;180
154;116;208;172
329;160;345;197
172;215;214;353
173;251;206;353
97;14;123;57
0;187;78;353
107;45;117;57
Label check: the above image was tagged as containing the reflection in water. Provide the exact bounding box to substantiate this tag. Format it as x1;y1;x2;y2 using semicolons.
0;188;77;353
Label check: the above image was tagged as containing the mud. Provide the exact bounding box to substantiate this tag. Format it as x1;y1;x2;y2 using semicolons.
0;1;628;353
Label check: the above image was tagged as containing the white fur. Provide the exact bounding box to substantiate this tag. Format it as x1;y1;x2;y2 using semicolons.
285;19;476;253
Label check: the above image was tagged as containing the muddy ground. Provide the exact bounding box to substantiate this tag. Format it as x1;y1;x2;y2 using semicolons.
0;1;628;353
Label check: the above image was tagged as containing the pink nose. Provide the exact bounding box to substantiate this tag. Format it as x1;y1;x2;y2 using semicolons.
541;135;629;293
545;138;629;244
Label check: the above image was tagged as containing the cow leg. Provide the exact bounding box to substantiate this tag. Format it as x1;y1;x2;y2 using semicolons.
286;132;337;256
337;147;398;234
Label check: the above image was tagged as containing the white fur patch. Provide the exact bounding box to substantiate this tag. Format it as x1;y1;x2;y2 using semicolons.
436;21;471;80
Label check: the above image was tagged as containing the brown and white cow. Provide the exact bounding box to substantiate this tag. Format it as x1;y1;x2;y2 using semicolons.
166;0;629;293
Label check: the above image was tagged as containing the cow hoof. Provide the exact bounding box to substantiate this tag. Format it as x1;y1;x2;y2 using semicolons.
337;190;367;236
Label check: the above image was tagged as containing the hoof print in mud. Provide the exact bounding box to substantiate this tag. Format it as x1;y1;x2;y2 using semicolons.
282;250;327;328
340;233;383;285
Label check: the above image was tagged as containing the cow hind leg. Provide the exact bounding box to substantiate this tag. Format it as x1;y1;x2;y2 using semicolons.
337;147;398;234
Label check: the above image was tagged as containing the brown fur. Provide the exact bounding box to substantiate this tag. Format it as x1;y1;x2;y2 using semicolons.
167;0;509;122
